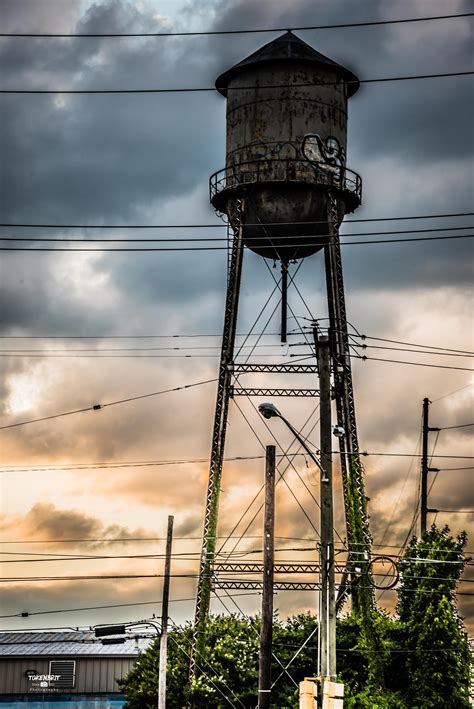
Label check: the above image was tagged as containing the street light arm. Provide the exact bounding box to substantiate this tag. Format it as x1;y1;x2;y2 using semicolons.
280;415;328;483
258;402;328;482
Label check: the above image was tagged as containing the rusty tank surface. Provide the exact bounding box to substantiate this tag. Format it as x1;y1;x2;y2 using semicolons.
210;31;362;261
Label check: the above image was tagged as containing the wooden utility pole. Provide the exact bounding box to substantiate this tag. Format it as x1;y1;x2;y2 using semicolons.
317;334;336;679
158;515;174;709
258;445;275;708
420;398;430;536
420;397;440;536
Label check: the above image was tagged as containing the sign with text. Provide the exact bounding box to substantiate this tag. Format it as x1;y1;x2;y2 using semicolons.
27;673;62;693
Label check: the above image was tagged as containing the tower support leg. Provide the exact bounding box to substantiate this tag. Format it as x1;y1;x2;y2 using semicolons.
280;260;288;343
189;211;245;686
324;192;383;688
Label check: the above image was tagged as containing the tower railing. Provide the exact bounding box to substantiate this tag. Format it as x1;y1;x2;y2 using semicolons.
210;158;362;204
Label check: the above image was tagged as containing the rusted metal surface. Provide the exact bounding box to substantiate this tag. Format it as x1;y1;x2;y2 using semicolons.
210;33;360;262
210;158;361;260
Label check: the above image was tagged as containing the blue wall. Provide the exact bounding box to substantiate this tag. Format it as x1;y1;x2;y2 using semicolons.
0;696;125;708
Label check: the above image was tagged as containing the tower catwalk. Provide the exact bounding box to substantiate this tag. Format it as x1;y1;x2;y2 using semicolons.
189;31;382;688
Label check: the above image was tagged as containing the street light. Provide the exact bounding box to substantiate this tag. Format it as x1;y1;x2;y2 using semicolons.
258;403;328;483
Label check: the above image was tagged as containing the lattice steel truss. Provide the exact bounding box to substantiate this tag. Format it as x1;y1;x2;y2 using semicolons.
324;192;374;614
190;194;381;686
189;200;245;681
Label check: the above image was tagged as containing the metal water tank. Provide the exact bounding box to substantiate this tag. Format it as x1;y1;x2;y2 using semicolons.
210;31;361;261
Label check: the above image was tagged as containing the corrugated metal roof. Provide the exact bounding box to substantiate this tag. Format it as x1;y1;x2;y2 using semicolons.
215;30;360;97
0;631;93;644
0;630;153;657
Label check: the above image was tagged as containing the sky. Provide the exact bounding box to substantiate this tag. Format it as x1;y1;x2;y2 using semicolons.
0;0;473;641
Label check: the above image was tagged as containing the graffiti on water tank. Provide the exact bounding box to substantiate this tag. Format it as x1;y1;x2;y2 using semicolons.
301;133;346;167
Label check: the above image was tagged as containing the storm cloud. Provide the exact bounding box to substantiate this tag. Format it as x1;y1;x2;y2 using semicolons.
1;0;472;634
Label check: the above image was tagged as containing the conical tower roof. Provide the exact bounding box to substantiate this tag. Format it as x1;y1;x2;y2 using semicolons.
216;30;359;97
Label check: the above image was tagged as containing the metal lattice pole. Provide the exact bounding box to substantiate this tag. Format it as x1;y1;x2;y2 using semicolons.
189;201;245;687
325;192;384;687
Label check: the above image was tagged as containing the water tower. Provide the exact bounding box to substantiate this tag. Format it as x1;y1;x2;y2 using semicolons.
191;31;374;678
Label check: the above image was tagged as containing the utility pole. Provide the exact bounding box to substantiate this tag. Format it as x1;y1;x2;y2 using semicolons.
420;397;440;537
420;398;430;536
258;445;275;709
158;515;174;709
316;333;336;680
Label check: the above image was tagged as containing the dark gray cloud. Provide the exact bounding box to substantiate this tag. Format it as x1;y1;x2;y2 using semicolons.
1;0;472;635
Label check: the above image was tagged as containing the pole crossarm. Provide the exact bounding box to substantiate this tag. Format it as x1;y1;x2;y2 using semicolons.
231;387;320;397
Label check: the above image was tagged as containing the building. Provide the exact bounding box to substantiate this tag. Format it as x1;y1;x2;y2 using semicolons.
0;630;153;708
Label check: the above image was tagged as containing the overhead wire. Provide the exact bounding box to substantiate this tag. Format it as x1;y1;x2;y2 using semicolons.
433;510;474;514
217;401;323;559
167;617;242;709
2;211;471;229
378;419;423;548
213;587;298;689
1;451;472;476
0;592;261;619
4;225;471;243
2;12;471;37
349;354;473;372
350;344;473;359
232;398;320;540
1;71;473;94
431;383;473;403
349;333;474;356
0;377;217;430
1;233;473;252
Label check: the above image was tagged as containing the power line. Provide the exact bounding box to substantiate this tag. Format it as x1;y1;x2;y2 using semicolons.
2;71;472;94
354;345;473;359
351;354;473;372
1;576;472;595
378;421;422;548
0;536;273;545
350;333;474;356
0;592;261;620
0;455;272;473
0;344;285;353
2;211;471;228
438;423;474;431
0;377;217;431
312;337;474;359
432;383;473;403
0;331;470;353
2;13;471;37
1;538;472;553
2;350;472;363
0;553;191;562
438;467;474;471
2;225;472;242
0;544;313;560
363;453;474;459
1;233;473;252
0;573;199;583
432;509;474;514
1;452;472;477
0;333;282;340
0;353;288;359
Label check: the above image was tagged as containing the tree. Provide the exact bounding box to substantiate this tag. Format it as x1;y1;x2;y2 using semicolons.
120;615;260;708
396;525;470;708
120;525;470;708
